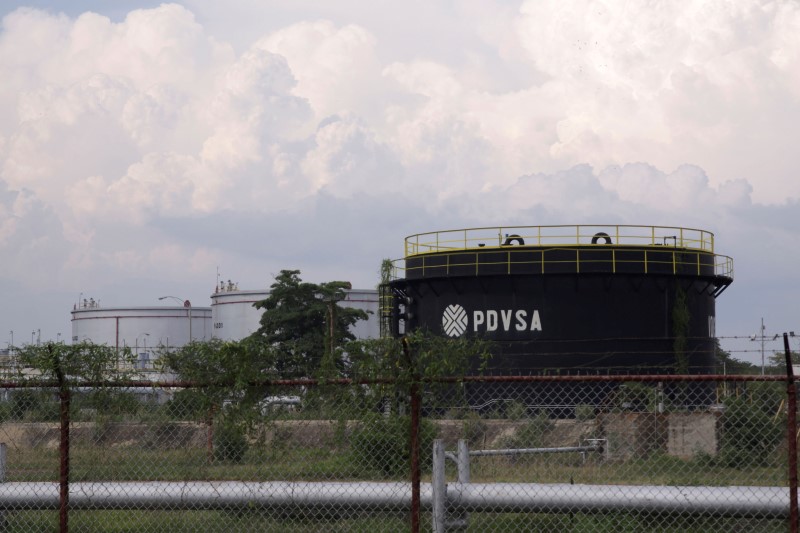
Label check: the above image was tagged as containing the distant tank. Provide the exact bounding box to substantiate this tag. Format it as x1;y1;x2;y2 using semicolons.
385;225;733;410
70;301;211;370
211;285;380;342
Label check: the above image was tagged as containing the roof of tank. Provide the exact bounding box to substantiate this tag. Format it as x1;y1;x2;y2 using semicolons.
392;224;733;287
403;225;721;256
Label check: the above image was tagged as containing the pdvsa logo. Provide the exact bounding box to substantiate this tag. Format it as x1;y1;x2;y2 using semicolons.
442;304;469;337
442;304;542;337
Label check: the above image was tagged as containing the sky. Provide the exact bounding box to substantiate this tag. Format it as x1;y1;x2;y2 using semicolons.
0;1;798;363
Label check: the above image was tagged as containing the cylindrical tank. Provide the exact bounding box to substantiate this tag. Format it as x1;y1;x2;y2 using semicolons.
70;303;212;369
211;287;381;341
388;225;733;410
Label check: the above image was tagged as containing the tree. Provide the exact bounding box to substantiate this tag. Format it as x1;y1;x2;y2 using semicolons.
715;339;759;375
160;337;273;417
12;341;138;422
15;340;135;384
249;270;368;379
766;349;800;375
159;338;276;463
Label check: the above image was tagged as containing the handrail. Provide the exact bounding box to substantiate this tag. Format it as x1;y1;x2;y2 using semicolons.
404;225;717;257
389;248;734;282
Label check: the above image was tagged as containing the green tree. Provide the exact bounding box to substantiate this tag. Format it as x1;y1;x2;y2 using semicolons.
250;270;368;379
15;340;135;384
160;338;275;462
765;349;800;375
12;341;137;422
715;339;759;375
160;337;274;420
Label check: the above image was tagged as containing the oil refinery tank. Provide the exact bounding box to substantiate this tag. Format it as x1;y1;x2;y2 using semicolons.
211;285;381;342
386;225;733;409
70;300;212;370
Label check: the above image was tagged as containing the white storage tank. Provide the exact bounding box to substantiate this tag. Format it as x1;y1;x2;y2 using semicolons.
71;299;211;369
210;285;380;341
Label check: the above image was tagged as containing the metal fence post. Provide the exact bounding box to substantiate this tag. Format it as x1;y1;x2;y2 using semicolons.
457;440;470;484
432;439;446;533
784;333;798;533
59;386;70;533
410;379;421;533
448;439;470;530
0;442;6;531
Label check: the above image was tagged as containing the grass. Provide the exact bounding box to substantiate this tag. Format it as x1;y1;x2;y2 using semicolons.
2;510;412;533
0;413;791;531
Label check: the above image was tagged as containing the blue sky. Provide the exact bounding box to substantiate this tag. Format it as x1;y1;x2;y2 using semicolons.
0;1;798;362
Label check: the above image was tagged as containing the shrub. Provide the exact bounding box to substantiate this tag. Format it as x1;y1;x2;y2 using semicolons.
575;404;595;421
351;415;437;477
719;396;782;468
500;411;553;449
213;423;249;463
505;400;528;421
461;411;487;446
165;390;206;420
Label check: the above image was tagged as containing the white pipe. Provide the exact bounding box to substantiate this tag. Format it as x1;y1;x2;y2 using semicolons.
452;483;788;517
0;481;787;517
0;482;421;510
468;445;601;457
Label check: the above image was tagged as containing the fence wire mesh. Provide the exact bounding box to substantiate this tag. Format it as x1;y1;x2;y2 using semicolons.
0;375;795;532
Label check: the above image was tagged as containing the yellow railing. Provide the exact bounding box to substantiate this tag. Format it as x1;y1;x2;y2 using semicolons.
390;248;734;281
404;225;717;257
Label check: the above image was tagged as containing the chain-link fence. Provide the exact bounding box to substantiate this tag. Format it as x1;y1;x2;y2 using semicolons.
0;374;796;532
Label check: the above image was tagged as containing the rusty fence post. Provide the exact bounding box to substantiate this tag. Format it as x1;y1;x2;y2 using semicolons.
410;379;421;533
404;338;421;533
784;333;798;532
58;384;71;533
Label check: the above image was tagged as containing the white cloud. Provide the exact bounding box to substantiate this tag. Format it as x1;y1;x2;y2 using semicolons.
0;2;797;359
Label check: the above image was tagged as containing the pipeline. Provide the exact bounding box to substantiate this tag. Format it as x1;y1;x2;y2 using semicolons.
0;481;788;517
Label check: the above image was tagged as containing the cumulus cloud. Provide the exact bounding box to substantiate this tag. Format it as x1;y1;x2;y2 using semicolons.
0;2;797;355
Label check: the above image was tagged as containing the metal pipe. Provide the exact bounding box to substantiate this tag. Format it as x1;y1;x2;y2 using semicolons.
432;441;446;533
469;445;601;457
452;483;788;517
0;482;788;517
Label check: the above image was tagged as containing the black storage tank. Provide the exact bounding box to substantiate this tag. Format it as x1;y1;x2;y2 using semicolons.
385;225;733;410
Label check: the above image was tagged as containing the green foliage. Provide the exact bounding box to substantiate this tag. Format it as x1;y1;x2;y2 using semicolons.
575;404;596;421
613;383;656;412
766;349;800;375
348;330;491;383
15;341;135;384
672;286;690;374
505;400;528;420
350;415;437;476
160;337;275;424
4;389;60;421
10;342;136;421
250;270;368;379
164;389;207;420
499;411;553;449
461;411;488;445
719;395;782;467
715;339;759;374
345;331;492;418
8;390;40;420
213;423;249;463
379;258;394;285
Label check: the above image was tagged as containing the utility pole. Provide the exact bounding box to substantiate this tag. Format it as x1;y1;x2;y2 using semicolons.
761;317;765;376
